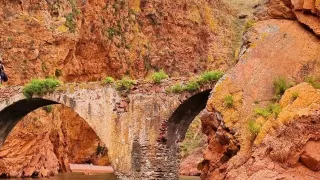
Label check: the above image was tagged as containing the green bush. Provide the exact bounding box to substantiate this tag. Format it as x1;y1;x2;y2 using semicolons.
43;105;53;113
305;76;320;89
65;13;77;32
248;119;261;136
169;84;185;93
102;77;115;84
244;19;255;32
254;103;281;118
291;92;299;101
224;95;234;108
254;107;271;118
273;77;291;101
115;76;136;90
151;70;169;84
23;78;62;99
184;81;200;92
198;71;224;84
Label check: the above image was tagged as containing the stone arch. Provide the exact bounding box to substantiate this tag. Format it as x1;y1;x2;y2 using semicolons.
158;89;212;145
0;98;59;145
150;89;212;179
166;89;212;146
0;89;117;176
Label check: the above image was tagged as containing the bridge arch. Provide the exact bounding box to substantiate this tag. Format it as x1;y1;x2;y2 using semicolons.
133;88;213;179
0;86;121;176
166;89;212;146
0;98;58;144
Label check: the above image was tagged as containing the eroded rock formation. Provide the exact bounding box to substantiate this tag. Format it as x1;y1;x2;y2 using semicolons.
0;105;109;177
199;0;320;177
0;0;240;84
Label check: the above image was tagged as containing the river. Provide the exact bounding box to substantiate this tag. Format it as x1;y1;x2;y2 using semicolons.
10;173;200;180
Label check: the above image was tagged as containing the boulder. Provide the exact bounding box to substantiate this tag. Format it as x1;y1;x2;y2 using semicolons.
300;141;320;171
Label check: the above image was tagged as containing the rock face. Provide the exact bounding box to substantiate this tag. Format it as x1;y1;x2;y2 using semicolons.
200;11;320;179
300;141;320;171
225;83;320;179
0;0;239;85
290;0;320;36
179;147;204;176
0;105;109;177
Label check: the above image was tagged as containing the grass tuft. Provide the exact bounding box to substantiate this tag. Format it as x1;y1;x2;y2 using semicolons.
198;71;224;84
273;77;291;101
115;76;136;90
248;119;261;136
43;105;53;113
254;103;281;119
23;78;61;99
151;70;169;84
184;81;200;92
102;77;115;84
291;92;299;101
224;95;234;108
305;76;320;89
169;84;185;93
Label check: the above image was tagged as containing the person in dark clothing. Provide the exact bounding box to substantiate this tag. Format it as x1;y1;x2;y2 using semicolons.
0;59;6;84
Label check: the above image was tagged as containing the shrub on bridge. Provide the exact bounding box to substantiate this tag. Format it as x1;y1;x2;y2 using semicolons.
169;83;185;93
184;81;200;92
198;71;224;84
115;76;136;90
102;76;115;84
23;78;62;99
151;70;169;84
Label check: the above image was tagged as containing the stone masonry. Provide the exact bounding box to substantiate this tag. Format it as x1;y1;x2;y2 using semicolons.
0;78;215;179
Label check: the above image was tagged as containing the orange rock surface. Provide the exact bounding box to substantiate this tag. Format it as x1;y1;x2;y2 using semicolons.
0;0;239;85
0;105;109;177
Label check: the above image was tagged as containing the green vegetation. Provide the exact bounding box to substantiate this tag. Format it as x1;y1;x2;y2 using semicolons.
305;76;320;89
254;103;281;118
65;13;77;33
244;19;255;32
43;105;53;113
55;69;62;77
151;70;169;84
169;84;185;93
224;95;234;108
64;0;80;33
184;81;200;92
248;119;261;136
102;77;115;84
291;92;299;101
273;77;291;101
7;36;13;42
198;71;224;84
115;76;136;90
167;71;224;93
23;78;62;99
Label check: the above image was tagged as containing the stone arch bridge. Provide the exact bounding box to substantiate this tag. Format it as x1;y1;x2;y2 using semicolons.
0;78;215;179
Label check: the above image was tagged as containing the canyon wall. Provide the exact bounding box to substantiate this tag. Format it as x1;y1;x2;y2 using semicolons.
0;0;241;177
199;0;320;179
0;0;239;84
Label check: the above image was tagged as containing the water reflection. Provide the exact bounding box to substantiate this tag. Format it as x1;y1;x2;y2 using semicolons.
8;173;199;180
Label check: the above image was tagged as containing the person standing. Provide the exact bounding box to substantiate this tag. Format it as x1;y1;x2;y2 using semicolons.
0;57;7;84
